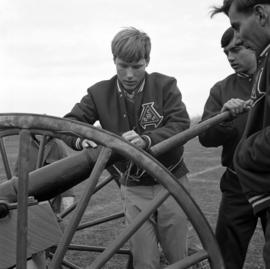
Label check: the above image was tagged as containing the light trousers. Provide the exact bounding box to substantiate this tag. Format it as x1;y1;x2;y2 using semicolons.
121;175;189;269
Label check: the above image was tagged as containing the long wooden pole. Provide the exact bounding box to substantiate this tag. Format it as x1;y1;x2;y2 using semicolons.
150;111;231;156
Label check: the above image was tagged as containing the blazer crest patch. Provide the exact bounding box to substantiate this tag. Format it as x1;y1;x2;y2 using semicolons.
139;102;163;129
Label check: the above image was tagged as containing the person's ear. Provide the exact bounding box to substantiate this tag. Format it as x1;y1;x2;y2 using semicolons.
254;4;269;27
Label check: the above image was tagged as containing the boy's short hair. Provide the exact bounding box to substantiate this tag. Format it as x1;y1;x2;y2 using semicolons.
210;0;233;17
211;0;270;17
111;27;151;63
233;0;270;14
221;27;234;48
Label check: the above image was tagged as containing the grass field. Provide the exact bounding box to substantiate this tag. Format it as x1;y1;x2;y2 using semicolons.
0;134;265;268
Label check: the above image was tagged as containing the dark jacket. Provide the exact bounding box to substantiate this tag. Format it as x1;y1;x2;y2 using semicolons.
234;44;270;215
199;73;253;191
64;72;190;185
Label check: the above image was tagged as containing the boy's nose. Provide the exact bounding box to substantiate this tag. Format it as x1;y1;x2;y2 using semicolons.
126;67;134;78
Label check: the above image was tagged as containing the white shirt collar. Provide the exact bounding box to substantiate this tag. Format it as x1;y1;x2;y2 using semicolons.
236;72;252;78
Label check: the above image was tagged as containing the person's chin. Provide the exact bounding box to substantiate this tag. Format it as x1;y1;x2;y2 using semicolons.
123;83;137;91
231;65;241;73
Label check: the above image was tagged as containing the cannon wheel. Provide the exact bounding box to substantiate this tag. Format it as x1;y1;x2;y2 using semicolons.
0;113;224;269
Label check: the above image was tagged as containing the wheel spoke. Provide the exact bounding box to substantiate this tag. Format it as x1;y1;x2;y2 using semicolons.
77;211;124;231
89;189;170;269
50;146;112;269
35;135;48;169
0;137;12;179
68;244;131;255
164;249;209;269
60;172;114;219
47;253;82;269
16;130;32;269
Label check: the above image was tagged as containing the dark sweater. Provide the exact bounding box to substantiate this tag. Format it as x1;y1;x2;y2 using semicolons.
199;73;253;191
234;44;270;215
199;73;252;167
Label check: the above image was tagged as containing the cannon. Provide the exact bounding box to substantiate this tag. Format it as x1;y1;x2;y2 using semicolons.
0;148;103;205
0;112;230;269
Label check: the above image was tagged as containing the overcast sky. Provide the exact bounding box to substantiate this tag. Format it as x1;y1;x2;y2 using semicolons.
0;0;230;118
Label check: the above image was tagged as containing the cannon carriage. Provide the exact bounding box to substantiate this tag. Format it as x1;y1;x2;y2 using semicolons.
0;113;229;269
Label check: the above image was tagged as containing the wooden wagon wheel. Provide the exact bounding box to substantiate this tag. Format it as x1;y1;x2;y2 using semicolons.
0;113;225;269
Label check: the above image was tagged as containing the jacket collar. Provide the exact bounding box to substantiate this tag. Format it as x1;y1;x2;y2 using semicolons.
260;43;270;58
236;72;253;79
116;78;145;94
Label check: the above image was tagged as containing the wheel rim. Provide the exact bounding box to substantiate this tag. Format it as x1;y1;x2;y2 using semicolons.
0;113;224;269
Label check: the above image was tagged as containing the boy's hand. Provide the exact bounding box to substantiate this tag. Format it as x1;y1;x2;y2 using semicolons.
221;98;253;117
81;139;98;148
122;130;147;149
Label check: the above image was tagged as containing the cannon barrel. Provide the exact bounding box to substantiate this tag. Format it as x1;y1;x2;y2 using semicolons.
0;148;100;203
0;111;231;207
